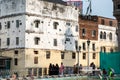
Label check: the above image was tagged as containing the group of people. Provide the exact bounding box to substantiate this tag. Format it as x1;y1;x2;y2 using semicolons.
73;64;83;74
101;68;115;80
49;62;64;76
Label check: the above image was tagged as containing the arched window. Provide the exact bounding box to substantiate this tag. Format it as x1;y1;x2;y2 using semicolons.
100;31;103;39
109;33;112;40
100;46;103;52
103;47;106;52
93;53;96;59
103;32;106;39
110;48;113;52
82;28;86;36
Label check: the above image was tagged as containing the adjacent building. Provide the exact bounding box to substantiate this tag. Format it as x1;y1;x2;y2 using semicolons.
113;0;120;51
79;15;99;67
0;0;79;76
79;15;117;67
98;16;118;53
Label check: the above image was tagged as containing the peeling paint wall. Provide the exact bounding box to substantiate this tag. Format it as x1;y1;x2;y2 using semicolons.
25;15;79;51
0;0;79;51
0;0;79;76
25;0;79;51
0;0;25;17
0;15;25;49
26;0;78;21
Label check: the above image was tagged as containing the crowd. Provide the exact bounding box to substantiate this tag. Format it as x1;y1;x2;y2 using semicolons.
48;62;84;76
49;62;65;76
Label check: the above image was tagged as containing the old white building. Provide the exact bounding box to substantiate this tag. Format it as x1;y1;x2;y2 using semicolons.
0;0;79;76
98;17;118;52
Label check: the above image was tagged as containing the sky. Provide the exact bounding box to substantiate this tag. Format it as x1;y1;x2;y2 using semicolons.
63;0;115;19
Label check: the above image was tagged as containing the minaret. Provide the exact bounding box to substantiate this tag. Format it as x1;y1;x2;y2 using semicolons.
113;0;120;51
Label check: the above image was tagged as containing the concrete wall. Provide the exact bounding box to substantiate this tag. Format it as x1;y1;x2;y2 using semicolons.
0;0;25;17
25;15;78;51
0;15;26;49
0;0;79;76
26;0;78;21
1;49;26;76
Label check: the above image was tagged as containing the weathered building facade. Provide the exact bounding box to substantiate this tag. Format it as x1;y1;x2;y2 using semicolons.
113;0;120;51
79;15;99;67
79;15;118;67
98;16;118;52
0;0;79;76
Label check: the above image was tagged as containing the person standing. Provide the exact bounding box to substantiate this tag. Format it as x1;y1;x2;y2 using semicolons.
59;62;64;75
49;63;52;76
102;68;107;80
55;64;59;75
79;64;83;74
90;62;96;75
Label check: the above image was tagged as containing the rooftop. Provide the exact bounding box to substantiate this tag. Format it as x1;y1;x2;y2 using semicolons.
43;0;67;5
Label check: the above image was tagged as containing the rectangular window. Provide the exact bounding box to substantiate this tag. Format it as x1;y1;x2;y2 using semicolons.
101;19;105;25
82;28;86;36
14;58;18;65
117;4;120;9
0;22;2;30
100;47;103;52
93;53;96;59
7;38;10;46
34;20;40;28
61;51;65;59
53;39;57;46
33;68;37;76
46;51;50;59
65;38;70;41
0;60;5;66
75;40;78;50
75;25;78;32
7;21;10;29
34;37;40;45
14;50;18;55
92;30;96;37
43;68;47;75
28;68;32;75
38;68;42;76
34;51;38;54
72;52;76;59
92;43;95;51
16;20;20;28
83;43;86;50
66;22;70;26
34;57;38;64
53;22;59;29
16;37;19;45
109;21;113;26
83;53;86;59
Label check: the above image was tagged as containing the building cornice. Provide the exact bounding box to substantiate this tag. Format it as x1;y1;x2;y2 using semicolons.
0;12;78;22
